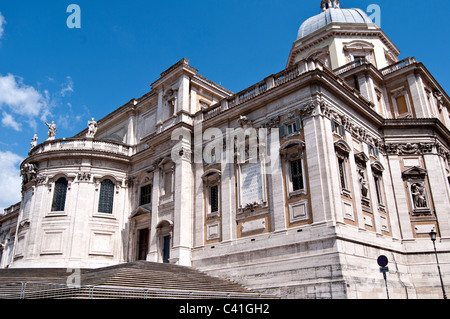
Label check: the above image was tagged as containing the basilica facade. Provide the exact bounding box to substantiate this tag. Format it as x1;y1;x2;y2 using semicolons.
2;1;450;298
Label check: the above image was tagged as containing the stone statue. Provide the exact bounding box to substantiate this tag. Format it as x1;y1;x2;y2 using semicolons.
411;183;428;208
358;168;369;197
45;121;56;141
30;134;38;149
87;118;98;138
21;163;37;185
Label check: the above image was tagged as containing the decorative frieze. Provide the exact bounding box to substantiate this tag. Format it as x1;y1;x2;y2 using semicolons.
384;142;434;155
320;101;381;145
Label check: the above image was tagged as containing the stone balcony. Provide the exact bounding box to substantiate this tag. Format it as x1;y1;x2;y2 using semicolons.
29;138;134;157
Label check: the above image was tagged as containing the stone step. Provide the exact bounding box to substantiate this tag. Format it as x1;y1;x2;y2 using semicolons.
0;261;253;296
81;262;249;293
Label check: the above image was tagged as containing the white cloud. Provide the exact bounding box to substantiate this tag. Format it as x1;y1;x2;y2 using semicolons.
0;151;23;212
60;76;74;97
0;12;6;40
0;73;80;132
2;112;22;131
0;73;52;131
0;73;48;118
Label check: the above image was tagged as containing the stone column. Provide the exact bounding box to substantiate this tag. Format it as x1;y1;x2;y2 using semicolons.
147;168;160;262
423;153;450;239
172;141;194;266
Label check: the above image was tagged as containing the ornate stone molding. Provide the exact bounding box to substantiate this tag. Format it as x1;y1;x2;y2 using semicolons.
261;115;281;129
77;172;91;182
384;142;434;155
21;163;38;185
320;102;381;145
299;101;320;119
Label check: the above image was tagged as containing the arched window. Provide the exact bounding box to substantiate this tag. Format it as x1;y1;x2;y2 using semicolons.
52;177;68;212
98;179;115;214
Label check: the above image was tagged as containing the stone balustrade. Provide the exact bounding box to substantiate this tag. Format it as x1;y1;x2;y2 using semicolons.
29;138;132;157
200;59;324;121
380;57;417;76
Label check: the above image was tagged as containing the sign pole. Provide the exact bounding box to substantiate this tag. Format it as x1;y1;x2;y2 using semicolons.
377;255;390;299
380;267;390;299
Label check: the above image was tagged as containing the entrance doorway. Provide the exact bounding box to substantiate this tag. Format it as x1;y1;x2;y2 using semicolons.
137;228;149;261
156;220;173;264
162;235;171;263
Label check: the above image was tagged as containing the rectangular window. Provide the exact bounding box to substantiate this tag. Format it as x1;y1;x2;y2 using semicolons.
98;179;115;214
52;178;68;212
290;159;304;191
164;171;173;195
140;184;152;206
210;185;219;213
331;120;346;136
287;123;297;135
395;95;409;115
374;175;383;205
338;158;347;190
280;117;302;137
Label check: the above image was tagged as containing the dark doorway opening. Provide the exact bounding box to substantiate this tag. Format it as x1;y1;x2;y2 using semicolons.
138;228;149;261
163;235;170;263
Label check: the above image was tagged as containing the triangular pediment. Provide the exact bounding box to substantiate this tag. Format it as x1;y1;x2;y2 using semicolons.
402;166;428;180
130;206;151;219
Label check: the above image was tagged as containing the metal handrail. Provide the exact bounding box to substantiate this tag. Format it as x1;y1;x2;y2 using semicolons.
0;281;277;299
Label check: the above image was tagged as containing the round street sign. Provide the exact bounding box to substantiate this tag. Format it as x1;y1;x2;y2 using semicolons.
377;255;389;267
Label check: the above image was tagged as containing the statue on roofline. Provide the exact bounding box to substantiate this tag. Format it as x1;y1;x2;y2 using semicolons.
87;117;98;138
44;121;56;141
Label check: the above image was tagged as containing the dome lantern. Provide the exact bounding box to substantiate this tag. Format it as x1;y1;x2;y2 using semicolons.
287;0;400;69
321;0;340;11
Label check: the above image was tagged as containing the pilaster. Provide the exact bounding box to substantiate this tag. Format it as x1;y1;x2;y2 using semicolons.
269;128;286;232
302;106;335;224
407;73;430;118
387;155;414;239
423;153;450;238
172;142;194;266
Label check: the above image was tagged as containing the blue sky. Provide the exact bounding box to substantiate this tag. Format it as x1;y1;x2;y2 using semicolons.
0;0;449;210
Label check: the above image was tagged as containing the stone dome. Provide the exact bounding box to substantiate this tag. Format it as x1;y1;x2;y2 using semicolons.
297;7;374;40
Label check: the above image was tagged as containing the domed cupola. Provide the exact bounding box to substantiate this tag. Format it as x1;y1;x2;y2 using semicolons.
298;1;374;40
287;0;399;70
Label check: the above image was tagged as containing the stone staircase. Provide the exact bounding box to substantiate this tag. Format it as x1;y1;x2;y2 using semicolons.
0;268;79;285
0;261;275;299
79;261;250;293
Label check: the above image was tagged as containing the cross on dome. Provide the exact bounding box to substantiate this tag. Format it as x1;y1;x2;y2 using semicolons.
321;0;340;11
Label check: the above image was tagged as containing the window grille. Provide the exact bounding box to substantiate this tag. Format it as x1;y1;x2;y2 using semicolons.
290;159;304;191
210;185;219;213
98;179;114;214
140;184;152;206
51;178;68;212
